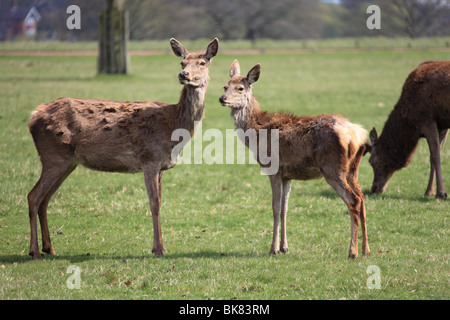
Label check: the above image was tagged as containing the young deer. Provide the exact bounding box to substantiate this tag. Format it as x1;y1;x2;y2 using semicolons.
27;38;219;259
365;60;449;199
219;60;370;258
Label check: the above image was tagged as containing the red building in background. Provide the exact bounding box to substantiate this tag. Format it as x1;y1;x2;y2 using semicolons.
0;5;41;41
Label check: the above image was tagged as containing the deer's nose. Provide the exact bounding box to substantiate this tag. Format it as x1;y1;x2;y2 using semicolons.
179;71;189;80
219;95;229;106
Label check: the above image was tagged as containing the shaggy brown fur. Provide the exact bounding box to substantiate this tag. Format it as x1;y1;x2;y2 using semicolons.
220;60;370;258
366;60;450;198
27;38;219;259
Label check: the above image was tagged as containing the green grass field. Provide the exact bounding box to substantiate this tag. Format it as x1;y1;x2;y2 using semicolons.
0;43;449;300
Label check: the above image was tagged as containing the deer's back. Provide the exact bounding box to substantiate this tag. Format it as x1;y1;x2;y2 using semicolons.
252;112;366;174
29;97;180;172
398;60;450;129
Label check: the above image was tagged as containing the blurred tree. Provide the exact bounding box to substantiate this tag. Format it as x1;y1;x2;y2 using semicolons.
124;0;212;40
183;0;240;40
240;0;292;44
175;0;323;43
341;0;372;9
376;0;450;38
334;0;372;37
320;1;348;38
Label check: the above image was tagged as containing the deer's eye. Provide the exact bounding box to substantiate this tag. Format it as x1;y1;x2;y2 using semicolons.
238;87;244;91
200;61;206;66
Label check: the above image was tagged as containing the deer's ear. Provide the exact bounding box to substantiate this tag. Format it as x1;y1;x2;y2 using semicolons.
246;64;261;85
369;127;378;144
230;59;241;78
205;38;219;60
170;38;188;59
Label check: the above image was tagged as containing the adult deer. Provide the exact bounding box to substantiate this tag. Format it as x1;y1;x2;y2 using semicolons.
27;38;219;259
365;60;449;199
219;60;370;258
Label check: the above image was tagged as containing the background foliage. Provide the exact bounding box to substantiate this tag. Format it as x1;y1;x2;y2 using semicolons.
1;0;449;41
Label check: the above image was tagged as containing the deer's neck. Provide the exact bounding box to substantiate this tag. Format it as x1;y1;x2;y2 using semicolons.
230;97;261;131
177;83;208;134
378;106;420;170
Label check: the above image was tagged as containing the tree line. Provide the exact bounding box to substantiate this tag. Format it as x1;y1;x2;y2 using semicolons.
3;0;450;41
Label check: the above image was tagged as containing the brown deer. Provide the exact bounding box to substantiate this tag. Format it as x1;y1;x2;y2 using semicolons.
27;38;219;259
365;60;449;199
219;60;370;258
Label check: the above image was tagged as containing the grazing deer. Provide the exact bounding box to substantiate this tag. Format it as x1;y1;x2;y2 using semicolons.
27;38;219;259
365;60;449;199
219;60;370;258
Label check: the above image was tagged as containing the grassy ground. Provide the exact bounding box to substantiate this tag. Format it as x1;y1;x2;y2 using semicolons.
0;44;448;300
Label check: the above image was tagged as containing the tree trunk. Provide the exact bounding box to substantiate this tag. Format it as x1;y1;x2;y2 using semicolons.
98;3;129;74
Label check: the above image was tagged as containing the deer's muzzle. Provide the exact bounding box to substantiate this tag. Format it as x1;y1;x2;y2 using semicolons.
178;71;190;84
219;95;230;106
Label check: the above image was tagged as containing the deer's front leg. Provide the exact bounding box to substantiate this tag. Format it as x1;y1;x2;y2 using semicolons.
269;174;282;255
144;166;166;257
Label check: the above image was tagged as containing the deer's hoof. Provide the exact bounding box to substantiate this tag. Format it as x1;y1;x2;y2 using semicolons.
437;192;448;199
153;251;164;258
29;251;42;260
348;254;357;259
280;247;289;253
269;249;279;255
42;247;56;255
152;248;166;257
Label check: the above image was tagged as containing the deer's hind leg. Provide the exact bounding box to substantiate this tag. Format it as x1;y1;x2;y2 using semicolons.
425;129;448;197
39;163;77;254
318;156;363;259
423;123;447;199
28;158;76;259
280;179;292;253
346;146;369;257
